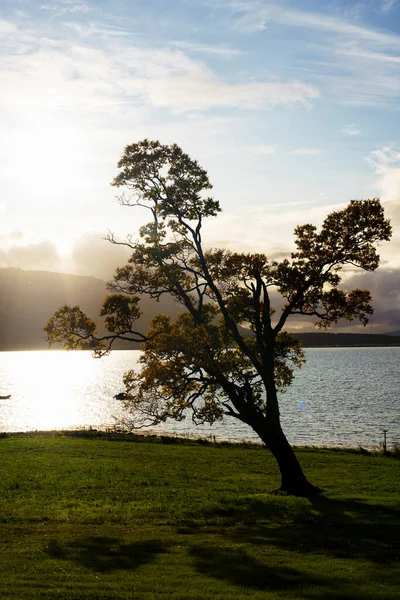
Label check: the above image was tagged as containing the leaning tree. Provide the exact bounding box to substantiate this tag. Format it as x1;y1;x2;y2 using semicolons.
45;140;392;496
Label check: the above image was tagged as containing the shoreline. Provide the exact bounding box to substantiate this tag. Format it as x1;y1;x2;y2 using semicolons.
0;427;397;453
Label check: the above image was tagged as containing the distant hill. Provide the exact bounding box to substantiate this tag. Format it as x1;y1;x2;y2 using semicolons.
237;327;400;347
293;332;400;347
0;268;182;351
1;268;400;351
387;330;400;337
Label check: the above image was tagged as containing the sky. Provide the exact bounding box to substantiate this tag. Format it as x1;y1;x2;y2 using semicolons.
1;0;400;331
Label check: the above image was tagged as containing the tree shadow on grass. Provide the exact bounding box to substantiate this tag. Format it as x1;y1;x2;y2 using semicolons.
45;537;166;573
189;544;324;592
183;497;400;598
189;541;398;600
181;495;400;564
232;496;400;564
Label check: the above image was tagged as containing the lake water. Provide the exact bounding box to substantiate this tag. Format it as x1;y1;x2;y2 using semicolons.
0;348;399;448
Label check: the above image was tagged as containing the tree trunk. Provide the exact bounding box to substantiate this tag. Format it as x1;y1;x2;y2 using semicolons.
262;420;321;496
252;357;321;497
249;411;320;496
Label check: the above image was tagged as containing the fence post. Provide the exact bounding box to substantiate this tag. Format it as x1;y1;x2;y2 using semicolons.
383;429;388;455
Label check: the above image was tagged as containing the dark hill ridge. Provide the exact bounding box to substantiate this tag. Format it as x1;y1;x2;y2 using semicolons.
0;268;182;351
293;332;400;347
1;268;400;351
237;326;400;347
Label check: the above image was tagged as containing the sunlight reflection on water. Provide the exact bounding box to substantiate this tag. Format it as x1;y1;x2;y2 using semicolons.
0;348;399;447
0;351;127;432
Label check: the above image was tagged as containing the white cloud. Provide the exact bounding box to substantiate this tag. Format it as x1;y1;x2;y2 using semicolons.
242;144;276;155
337;45;400;64
0;233;130;279
224;1;400;45
278;9;400;45
0;231;24;245
219;1;400;107
380;0;399;12
208;143;276;156
0;19;19;34
203;199;340;254
365;146;400;269
65;21;132;37
288;148;320;156
145;70;318;112
0;242;62;271
366;146;400;216
0;23;319;116
40;1;91;15
70;232;132;280
343;124;361;136
343;268;400;332
170;41;242;57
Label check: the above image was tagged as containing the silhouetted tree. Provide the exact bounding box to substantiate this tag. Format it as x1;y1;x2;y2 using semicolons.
45;140;392;496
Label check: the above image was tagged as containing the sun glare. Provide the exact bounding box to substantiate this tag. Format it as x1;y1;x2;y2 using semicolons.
54;237;75;260
7;118;87;202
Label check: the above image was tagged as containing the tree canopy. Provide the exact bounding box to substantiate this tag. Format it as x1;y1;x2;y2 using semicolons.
45;139;392;496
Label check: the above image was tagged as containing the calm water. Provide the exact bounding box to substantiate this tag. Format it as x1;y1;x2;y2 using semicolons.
0;348;399;448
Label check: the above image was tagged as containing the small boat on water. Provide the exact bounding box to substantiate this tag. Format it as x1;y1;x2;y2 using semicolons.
0;394;11;400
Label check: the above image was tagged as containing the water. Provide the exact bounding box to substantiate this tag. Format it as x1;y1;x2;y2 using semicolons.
0;348;399;448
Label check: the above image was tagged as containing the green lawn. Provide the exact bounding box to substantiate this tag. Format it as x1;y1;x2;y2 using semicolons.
0;433;399;599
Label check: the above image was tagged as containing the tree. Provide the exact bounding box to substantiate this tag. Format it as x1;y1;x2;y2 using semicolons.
45;140;392;496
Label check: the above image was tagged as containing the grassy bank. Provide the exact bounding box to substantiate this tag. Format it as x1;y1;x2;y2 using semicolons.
0;434;399;599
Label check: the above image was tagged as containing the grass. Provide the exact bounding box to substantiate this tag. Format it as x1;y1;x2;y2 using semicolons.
0;433;399;599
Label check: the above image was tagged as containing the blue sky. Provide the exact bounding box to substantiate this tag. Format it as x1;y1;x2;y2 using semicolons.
1;0;400;329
